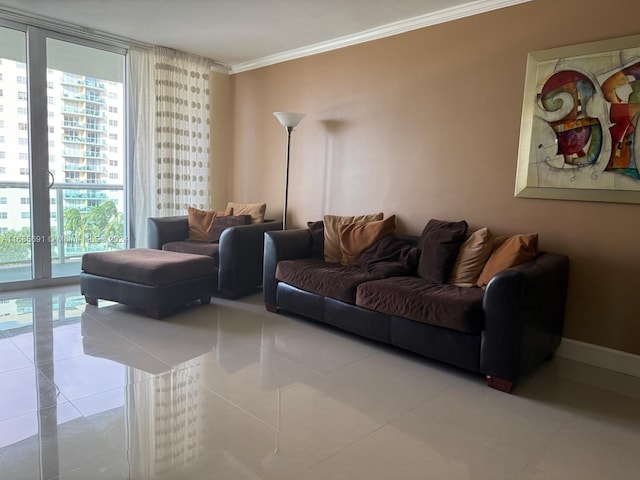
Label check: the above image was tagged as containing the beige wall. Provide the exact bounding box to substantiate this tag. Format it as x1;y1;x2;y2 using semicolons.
227;0;640;355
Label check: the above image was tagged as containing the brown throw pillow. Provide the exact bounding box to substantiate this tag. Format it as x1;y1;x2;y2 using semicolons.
358;236;419;278
307;221;324;259
323;212;384;263
416;219;468;284
339;215;396;265
187;207;231;242
476;233;538;287
448;227;494;286
209;215;252;242
226;202;266;224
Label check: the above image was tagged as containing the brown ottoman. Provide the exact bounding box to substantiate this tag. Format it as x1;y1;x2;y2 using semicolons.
80;248;216;319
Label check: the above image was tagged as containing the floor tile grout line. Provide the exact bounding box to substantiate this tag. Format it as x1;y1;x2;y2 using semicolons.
187;372;326;464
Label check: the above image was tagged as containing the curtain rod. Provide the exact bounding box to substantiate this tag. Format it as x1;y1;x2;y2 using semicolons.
0;6;229;70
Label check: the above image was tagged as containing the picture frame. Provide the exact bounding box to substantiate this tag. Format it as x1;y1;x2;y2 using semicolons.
515;34;640;204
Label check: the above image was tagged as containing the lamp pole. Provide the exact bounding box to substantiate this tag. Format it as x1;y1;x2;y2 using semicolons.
283;125;293;231
273;112;305;230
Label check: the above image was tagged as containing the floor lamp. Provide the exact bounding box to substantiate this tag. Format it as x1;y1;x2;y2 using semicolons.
273;112;305;230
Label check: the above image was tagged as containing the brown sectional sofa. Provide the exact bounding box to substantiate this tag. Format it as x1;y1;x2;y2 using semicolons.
263;222;569;392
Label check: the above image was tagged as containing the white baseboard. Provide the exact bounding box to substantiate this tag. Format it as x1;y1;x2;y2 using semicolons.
556;338;640;378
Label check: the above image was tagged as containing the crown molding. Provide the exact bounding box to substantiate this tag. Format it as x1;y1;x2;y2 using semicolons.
229;0;531;74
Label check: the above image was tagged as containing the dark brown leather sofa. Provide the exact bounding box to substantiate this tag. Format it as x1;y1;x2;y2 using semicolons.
148;216;281;299
263;229;569;392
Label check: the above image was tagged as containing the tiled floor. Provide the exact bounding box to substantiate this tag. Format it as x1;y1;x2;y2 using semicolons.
1;285;639;480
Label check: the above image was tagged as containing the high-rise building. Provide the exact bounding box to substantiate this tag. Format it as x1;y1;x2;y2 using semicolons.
0;55;125;272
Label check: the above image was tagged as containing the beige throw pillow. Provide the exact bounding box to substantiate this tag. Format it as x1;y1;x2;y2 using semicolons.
448;227;493;286
226;202;266;224
476;233;538;287
339;215;396;265
323;212;384;263
187;206;231;242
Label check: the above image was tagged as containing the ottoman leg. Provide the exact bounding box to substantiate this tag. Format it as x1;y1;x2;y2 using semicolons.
85;295;98;306
146;308;164;320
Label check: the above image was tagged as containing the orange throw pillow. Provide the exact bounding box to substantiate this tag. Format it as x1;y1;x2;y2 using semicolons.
339;215;396;265
226;202;266;224
323;212;384;263
187;206;231;242
476;233;538;287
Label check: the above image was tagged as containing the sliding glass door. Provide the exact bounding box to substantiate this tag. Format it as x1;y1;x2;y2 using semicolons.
0;22;127;288
0;26;31;282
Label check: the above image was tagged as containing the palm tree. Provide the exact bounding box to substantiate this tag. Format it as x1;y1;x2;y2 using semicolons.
63;208;87;252
87;201;118;250
103;210;125;249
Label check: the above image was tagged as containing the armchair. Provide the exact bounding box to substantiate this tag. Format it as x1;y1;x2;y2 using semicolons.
148;216;281;299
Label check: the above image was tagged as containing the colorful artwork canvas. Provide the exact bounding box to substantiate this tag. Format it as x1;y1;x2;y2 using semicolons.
515;35;640;204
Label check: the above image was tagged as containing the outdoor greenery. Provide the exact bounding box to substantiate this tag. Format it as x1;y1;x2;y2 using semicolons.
0;200;124;265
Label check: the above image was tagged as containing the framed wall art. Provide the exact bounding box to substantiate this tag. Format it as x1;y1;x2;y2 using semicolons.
515;34;640;204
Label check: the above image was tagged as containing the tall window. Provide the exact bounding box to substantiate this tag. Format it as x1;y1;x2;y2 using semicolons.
0;24;127;285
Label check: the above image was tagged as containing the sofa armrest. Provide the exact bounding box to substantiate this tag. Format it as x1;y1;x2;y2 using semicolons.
263;229;313;308
147;216;189;249
217;220;282;299
480;252;569;387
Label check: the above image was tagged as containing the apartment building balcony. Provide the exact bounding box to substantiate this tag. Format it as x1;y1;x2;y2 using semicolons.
62;136;108;146
62;105;107;119
63;93;106;105
80;78;107;90
62;148;84;157
62;149;107;160
63;191;108;200
63;121;107;133
63;164;108;174
61;76;106;91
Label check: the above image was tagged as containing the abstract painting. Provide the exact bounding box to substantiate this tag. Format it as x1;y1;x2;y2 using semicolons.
515;34;640;203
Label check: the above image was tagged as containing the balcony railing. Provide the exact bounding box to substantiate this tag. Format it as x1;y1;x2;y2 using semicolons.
0;182;125;278
63;164;108;173
62;105;107;119
62;136;107;146
63;121;107;133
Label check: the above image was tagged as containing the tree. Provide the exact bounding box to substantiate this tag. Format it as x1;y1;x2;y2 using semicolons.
64;200;124;252
0;230;31;265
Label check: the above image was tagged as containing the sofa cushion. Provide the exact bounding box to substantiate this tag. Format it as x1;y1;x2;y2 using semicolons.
209;214;252;242
358;236;419;278
81;248;216;286
275;259;377;304
448;227;494;286
477;233;538;287
323;212;383;263
339;215;396;265
356;276;484;334
162;241;220;266
226;202;266;224
417;219;468;284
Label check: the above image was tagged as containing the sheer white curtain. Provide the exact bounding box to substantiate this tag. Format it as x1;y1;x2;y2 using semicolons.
128;46;215;247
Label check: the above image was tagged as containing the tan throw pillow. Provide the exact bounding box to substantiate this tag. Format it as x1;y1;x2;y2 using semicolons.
448;227;494;286
187;206;231;242
476;233;538;287
323;212;384;263
226;202;266;224
339;215;396;265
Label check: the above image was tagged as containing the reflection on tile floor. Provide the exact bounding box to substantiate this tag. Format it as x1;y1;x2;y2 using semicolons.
0;284;639;479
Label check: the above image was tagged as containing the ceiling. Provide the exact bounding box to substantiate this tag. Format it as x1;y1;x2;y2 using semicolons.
0;0;527;72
